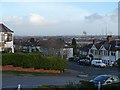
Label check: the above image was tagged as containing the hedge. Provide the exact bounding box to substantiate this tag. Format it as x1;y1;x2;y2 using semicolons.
117;58;120;70
2;53;67;71
33;82;120;90
65;81;120;90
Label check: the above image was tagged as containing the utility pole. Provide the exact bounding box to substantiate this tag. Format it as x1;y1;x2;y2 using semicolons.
17;84;21;90
98;82;101;90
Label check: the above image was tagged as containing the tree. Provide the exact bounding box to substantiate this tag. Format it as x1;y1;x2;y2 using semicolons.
57;38;65;48
72;38;77;56
30;38;35;46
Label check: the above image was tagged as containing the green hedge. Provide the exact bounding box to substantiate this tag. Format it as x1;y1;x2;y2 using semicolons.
2;53;67;71
32;81;120;90
101;83;120;90
117;58;120;70
65;81;120;90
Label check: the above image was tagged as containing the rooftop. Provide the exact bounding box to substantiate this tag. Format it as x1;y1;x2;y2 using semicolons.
0;24;13;33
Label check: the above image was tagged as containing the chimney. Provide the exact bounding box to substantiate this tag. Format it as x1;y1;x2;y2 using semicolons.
93;39;97;44
107;35;112;42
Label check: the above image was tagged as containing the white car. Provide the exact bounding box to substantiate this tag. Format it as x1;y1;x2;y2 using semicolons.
91;60;106;67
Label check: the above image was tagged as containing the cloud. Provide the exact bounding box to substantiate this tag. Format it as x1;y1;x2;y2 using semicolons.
2;3;118;36
3;14;58;25
110;9;118;23
82;11;118;35
2;11;118;36
85;13;104;21
29;14;47;25
24;3;91;21
84;9;118;24
3;16;24;24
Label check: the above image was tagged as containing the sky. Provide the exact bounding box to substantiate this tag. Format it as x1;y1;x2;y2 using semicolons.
1;1;119;36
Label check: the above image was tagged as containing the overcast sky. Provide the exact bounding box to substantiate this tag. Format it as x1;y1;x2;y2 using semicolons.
1;1;119;36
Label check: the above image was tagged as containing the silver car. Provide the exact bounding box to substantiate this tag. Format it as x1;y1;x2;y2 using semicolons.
90;75;120;85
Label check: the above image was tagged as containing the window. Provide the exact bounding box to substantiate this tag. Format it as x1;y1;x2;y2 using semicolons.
111;52;115;56
102;51;109;56
1;34;5;41
95;50;98;55
104;51;106;55
7;34;12;41
102;50;105;56
91;50;93;53
98;51;101;55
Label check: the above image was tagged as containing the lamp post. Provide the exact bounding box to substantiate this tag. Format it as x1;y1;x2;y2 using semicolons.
17;84;21;90
98;82;101;90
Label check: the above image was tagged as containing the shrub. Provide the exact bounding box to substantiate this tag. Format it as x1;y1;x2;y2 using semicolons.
117;58;120;70
65;82;82;90
33;85;64;90
117;58;120;78
68;57;74;62
101;83;120;90
79;55;87;59
33;81;120;90
79;80;97;90
2;53;67;71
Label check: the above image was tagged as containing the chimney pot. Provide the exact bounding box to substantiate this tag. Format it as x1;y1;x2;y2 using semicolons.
93;39;97;44
107;35;112;42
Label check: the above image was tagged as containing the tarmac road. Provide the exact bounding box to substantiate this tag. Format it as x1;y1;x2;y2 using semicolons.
2;61;119;89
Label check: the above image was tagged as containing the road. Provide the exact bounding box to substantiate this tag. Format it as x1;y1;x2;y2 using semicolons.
2;74;80;88
67;62;119;78
2;61;119;89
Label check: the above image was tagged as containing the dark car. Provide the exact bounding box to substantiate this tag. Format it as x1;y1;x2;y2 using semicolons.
90;75;120;86
113;61;119;67
74;57;80;62
78;59;90;65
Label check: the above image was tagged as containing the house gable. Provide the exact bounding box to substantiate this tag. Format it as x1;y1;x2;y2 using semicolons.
0;24;13;33
99;45;107;51
90;44;98;50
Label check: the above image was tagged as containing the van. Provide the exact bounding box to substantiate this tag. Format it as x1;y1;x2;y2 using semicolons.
91;60;106;68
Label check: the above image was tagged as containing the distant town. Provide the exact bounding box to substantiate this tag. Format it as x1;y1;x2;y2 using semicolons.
1;22;120;89
0;23;120;67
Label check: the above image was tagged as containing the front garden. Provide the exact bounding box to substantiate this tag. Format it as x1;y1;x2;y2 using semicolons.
2;53;67;73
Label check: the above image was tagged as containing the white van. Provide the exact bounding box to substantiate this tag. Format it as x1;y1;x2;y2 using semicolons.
91;60;106;68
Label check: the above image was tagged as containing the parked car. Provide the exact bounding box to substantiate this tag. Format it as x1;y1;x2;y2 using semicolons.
113;61;119;67
90;75;120;86
68;57;74;62
74;57;80;62
68;57;80;62
78;59;91;65
91;60;106;67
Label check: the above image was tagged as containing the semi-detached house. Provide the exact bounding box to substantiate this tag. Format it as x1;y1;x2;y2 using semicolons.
0;24;14;53
79;36;120;66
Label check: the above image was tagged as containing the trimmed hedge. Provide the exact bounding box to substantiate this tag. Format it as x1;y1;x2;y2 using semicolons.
117;58;120;70
101;83;120;90
33;82;120;90
2;53;67;71
65;81;120;90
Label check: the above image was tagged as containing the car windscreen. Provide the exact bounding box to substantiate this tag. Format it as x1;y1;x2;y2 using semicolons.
93;76;110;84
